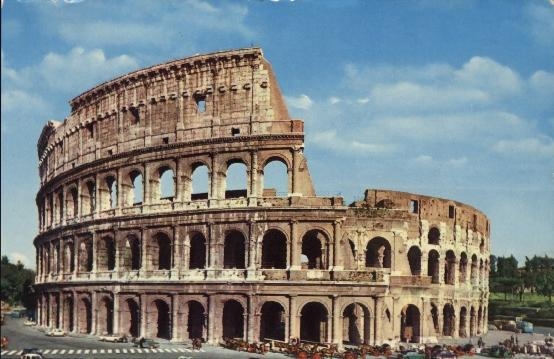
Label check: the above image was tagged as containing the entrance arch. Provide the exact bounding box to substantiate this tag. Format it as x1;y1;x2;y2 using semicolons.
400;304;420;342
260;301;286;341
224;231;246;269
428;250;440;284
187;301;205;340
343;303;370;345
366;237;391;268
63;295;74;332
301;230;328;269
300;302;328;342
222;300;244;339
78;297;92;334
459;307;468;338
407;246;422;275
123;298;140;338
443;304;455;336
153;299;171;339
261;230;287;269
98;296;114;335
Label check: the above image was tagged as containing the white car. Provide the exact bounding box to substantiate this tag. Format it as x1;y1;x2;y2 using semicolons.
23;320;36;326
99;334;128;343
45;328;66;337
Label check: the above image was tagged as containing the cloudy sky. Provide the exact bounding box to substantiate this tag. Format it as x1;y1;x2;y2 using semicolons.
1;0;553;268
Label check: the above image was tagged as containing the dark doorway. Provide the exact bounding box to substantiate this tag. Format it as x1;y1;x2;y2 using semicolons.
343;303;370;345
401;305;420;342
224;231;245;269
428;250;440;284
189;233;206;269
188;301;205;340
260;301;285;341
261;230;287;269
407;246;422;275
223;300;244;339
155;299;171;339
300;302;328;342
126;299;140;338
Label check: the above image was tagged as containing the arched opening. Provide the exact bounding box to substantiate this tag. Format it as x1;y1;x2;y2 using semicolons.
125;298;140;338
79;239;93;272
225;161;248;199
479;238;485;254
189;233;206;269
64;295;74;332
54;242;60;273
187;301;205;340
407;246;422;275
344;239;357;270
191;164;209;200
428;250;440;284
81;180;95;215
66;187;78;218
130;171;143;205
343;303;370;345
470;306;476;336
459;252;468;283
471;255;478;285
428;227;440;245
431;303;439;334
223;300;244;339
479;259;484;285
107;176;117;210
261;229;287;269
57;191;64;223
78;297;92;334
224;231;245;269
64;242;74;273
154;299;171;340
123;235;141;270
159;167;175;200
442;304;455;337
366;237;391;268
301;230;327;269
401;304;421;343
97;236;116;271
153;233;172;270
98;296;114;335
444;250;456;285
262;159;288;197
260;301;285;341
300;302;328;342
459;307;467;338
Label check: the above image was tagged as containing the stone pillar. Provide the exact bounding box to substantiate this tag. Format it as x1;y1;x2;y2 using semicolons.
209;153;219;202
94;173;100;217
247;294;256;342
333;219;343;270
91;231;97;274
291;148;300;195
72;290;78;333
91;291;97;335
289;295;299;340
249;151;258;200
140;228;148;275
374;297;382;345
247;220;256;269
143;163;151;207
59;292;65;330
172;225;180;275
171;294;179;341
175;158;183;203
207;295;216;344
113;292;120;335
332;295;342;347
290;220;300;270
140;294;147;337
183;233;190;270
116;167;123;215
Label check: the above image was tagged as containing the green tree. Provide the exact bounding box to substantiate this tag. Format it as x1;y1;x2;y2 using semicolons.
0;255;36;308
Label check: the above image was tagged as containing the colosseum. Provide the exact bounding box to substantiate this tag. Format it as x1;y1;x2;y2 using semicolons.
34;47;490;347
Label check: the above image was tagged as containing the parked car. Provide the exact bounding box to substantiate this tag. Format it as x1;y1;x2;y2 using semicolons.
516;320;533;333
20;354;44;359
133;338;159;349
45;328;66;337
23;320;36;326
99;334;128;343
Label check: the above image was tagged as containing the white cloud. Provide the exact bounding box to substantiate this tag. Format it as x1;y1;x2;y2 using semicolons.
415;155;434;164
328;96;342;104
525;3;554;50
493;136;554;157
454;56;522;96
310;130;395;155
9;252;32;268
447;157;468;167
285;94;313;110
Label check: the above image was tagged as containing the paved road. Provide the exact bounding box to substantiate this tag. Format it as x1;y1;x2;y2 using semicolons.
0;316;288;358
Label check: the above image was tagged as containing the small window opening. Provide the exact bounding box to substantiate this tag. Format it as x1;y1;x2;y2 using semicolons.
107;149;113;156
449;205;455;219
195;95;206;113
86;124;94;139
162;137;169;144
231;127;240;136
410;200;419;214
130;107;140;124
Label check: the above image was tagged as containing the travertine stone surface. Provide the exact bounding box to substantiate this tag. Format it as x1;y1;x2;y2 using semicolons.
34;48;489;347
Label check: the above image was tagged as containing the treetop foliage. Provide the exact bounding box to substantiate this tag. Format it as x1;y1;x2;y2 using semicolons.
0;255;36;308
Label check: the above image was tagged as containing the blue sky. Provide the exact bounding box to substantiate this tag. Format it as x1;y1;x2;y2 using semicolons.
1;0;553;268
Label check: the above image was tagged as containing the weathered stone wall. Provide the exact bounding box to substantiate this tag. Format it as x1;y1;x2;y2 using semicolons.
34;48;489;347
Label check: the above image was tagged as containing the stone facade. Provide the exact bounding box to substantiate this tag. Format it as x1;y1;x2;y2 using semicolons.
34;47;490;346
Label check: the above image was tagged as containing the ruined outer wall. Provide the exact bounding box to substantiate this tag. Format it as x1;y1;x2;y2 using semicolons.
33;48;489;347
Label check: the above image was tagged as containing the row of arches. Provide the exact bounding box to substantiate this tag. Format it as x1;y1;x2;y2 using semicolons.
37;293;488;344
426;227;487;254
39;157;291;230
37;229;398;277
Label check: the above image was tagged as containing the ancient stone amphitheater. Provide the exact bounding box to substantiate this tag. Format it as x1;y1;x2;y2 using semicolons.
34;47;489;346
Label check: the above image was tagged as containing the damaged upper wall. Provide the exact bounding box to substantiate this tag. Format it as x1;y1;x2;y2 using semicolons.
37;48;303;184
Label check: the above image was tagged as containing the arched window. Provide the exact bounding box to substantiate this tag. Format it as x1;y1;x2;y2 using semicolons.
123;236;141;270
223;300;244;339
225;161;247;199
187;301;205;340
459;252;468;283
428;250;440;284
444;250;456;285
97;236;116;271
108;177;117;209
407;246;422;275
159;167;175;200
301;230;328;269
81;180;95;215
261;229;287;269
365;237;391;268
98;296;114;335
343;303;371;345
153;233;171;270
189;233;206;269
300;302;328;342
153;299;171;339
124;298;140;338
262;159;288;197
224;231;246;269
401;304;421;343
66;187;78;218
260;301;286;341
130;171;143;205
191;164;209;200
443;304;455;336
428;227;440;245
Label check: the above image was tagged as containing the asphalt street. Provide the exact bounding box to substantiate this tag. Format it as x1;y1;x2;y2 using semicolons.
0;316;289;359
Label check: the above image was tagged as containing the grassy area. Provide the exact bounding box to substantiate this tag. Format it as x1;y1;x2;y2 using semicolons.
489;292;554;320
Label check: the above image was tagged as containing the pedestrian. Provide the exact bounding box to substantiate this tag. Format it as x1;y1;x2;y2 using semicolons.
478;336;484;348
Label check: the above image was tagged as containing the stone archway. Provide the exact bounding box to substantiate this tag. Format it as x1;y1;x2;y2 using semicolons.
187;301;205;340
260;301;285;341
78;297;92;334
443;304;455;337
154;299;171;340
222;300;244;339
401;304;420;342
300;302;328;342
123;298;140;338
343;303;370;345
